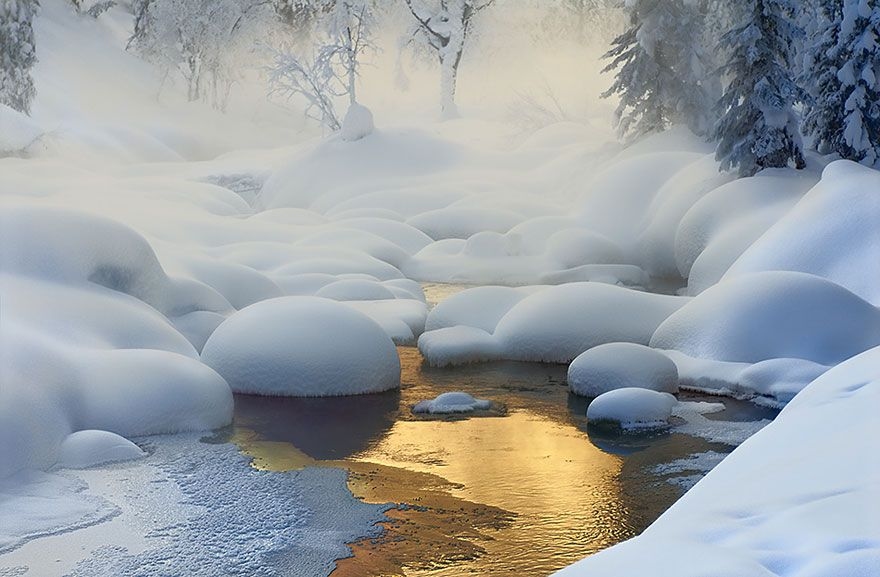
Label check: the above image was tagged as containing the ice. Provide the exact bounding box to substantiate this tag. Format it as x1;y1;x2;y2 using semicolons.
412;391;492;414
652;271;880;365
568;343;679;397
57;431;145;470
201;297;401;396
586;389;677;431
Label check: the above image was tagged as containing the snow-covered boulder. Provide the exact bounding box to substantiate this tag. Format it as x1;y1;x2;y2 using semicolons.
651;271;880;365
341;103;374;142
418;326;501;367
494;283;686;363
425;286;529;333
57;430;145;469
315;279;397;301
723;160;880;305
586;389;677;431
568;343;679;397
412;392;492;414
201;297;400;396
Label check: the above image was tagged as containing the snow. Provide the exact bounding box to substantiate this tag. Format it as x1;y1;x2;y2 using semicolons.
57;431;145;470
412;391;492;414
340;103;375;142
201;297;401;396
568;343;679;397
0;103;44;155
425;285;530;333
418;325;501;367
724;160;880;305
652;271;880;365
555;346;880;577
586;389;677;431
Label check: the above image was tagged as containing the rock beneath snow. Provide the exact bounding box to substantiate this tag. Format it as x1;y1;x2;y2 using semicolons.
412;391;492;414
651;271;880;365
568;343;678;397
341;103;374;142
586;388;677;431
201;297;400;396
57;430;145;469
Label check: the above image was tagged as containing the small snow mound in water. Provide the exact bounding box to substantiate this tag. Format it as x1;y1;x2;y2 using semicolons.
201;297;400;396
341;103;374;142
57;430;145;469
412;391;492;414
587;389;677;431
568;343;679;397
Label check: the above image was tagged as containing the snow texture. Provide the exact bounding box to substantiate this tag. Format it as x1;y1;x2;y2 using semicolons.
568;343;679;397
586;388;677;430
201;297;401;396
412;391;492;414
57;431;145;470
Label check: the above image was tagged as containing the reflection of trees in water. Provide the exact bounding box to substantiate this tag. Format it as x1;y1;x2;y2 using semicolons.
233;390;400;460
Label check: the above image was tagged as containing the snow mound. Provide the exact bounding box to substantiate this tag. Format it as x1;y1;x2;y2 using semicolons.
341;103;374;142
418;326;501;367
425;286;529;333
493;283;686;363
651;271;880;365
407;207;524;240
412;392;492;414
586;389;677;431
57;430;145;470
568;343;679;397
201;297;400;396
724;160;880;305
315;279;397;301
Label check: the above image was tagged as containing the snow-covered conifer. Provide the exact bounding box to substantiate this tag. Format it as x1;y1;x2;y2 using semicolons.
713;0;806;176
402;0;495;119
801;0;845;155
602;0;712;141
0;0;39;114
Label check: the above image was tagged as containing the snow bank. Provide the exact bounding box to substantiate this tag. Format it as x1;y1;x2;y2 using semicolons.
652;271;880;365
586;389;677;431
57;431;145;470
568;343;678;397
412;392;492;414
724;160;880;305
419;282;686;366
556;346;880;577
201;297;400;396
0;103;44;155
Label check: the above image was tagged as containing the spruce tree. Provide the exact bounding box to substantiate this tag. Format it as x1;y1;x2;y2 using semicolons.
801;0;845;155
602;0;711;142
835;0;880;165
0;0;39;114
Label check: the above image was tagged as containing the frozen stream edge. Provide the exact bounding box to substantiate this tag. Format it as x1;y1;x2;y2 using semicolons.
0;433;387;577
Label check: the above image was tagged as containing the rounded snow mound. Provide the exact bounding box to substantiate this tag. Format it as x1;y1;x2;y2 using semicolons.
412;392;492;414
651;271;880;365
57;430;145;469
425;286;528;333
201;297;400;396
568;343;679;397
587;388;677;431
315;279;397;301
341;103;374;142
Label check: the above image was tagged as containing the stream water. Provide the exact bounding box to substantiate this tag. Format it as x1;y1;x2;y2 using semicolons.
227;344;777;577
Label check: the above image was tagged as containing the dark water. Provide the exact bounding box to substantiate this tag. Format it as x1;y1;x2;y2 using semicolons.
228;346;776;577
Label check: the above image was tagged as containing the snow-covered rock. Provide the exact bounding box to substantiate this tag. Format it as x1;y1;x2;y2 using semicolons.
418;326;501;367
201;297;400;396
568;343;679;397
340;103;374;142
412;391;492;414
57;430;145;469
652;271;880;365
425;286;530;333
586;389;677;431
724;160;880;305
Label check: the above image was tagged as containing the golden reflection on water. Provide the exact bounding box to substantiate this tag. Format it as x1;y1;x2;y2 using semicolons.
230;343;677;577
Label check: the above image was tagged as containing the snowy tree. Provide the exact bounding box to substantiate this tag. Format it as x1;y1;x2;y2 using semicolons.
808;0;880;166
801;0;844;155
129;0;272;109
713;0;806;176
268;0;375;131
0;0;38;115
402;0;495;118
602;0;712;141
